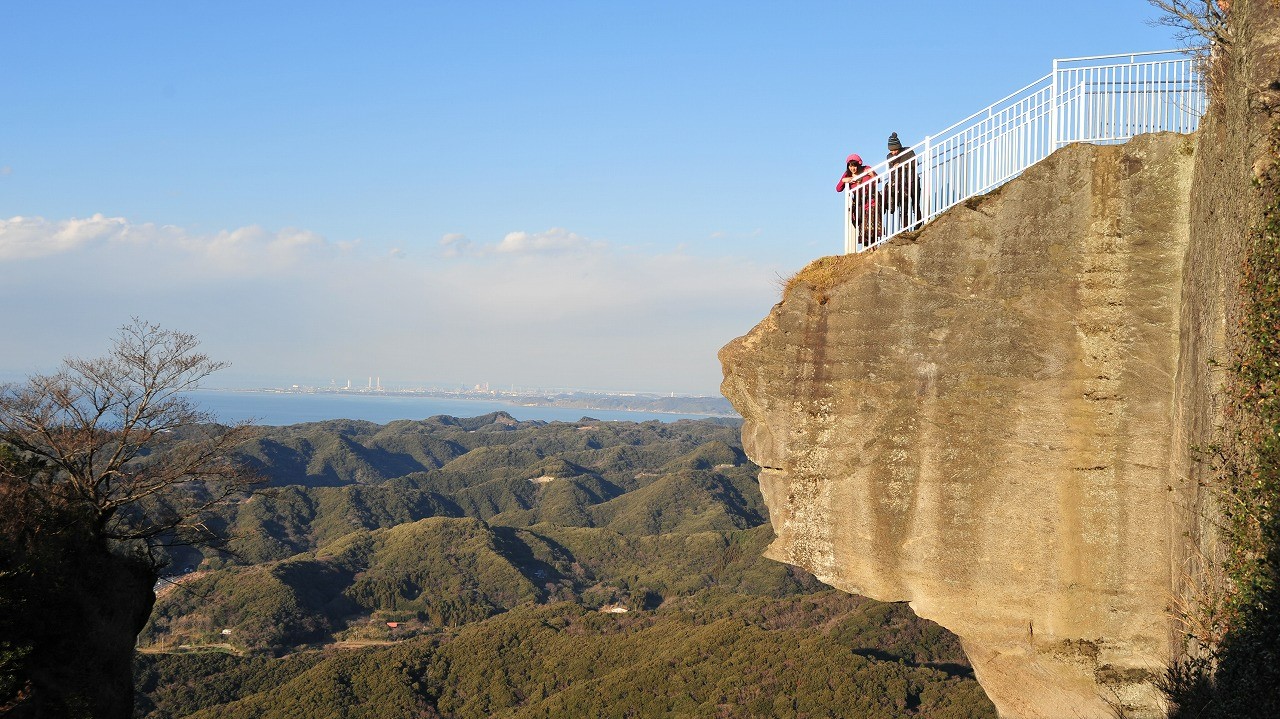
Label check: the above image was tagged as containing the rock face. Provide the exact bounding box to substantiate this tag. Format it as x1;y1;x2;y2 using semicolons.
720;133;1198;718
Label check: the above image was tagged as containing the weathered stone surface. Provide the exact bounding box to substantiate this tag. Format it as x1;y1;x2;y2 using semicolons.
1167;1;1280;680
720;133;1197;718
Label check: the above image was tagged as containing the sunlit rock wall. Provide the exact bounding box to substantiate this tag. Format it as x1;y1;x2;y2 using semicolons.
720;133;1196;718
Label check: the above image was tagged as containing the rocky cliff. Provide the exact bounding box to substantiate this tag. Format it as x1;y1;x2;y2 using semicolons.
720;134;1195;718
721;7;1280;713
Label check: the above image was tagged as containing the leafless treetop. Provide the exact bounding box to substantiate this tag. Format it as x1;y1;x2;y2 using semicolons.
0;319;259;549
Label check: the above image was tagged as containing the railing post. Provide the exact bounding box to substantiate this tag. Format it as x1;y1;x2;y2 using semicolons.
844;187;853;254
921;135;932;225
1049;57;1060;149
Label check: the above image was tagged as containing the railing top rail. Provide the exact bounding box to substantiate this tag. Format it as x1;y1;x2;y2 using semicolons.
1053;48;1199;64
927;73;1052;141
913;51;1200;147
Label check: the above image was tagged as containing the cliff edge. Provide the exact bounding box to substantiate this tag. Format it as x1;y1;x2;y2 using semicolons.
720;133;1198;718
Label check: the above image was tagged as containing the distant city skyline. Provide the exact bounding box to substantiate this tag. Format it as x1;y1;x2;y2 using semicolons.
1;2;1185;394
261;379;716;397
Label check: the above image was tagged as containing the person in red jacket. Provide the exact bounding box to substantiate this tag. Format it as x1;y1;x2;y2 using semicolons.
837;153;880;249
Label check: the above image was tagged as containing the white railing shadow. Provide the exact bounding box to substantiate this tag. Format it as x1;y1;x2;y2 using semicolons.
844;50;1206;254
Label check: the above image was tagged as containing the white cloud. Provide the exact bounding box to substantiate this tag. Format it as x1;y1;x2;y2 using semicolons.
0;214;335;270
494;227;601;254
437;227;604;258
438;232;471;258
0;214;131;260
0;216;604;268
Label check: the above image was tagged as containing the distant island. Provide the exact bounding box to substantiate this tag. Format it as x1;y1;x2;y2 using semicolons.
240;384;739;418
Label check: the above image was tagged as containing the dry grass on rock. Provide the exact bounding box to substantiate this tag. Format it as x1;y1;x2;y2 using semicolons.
782;253;865;300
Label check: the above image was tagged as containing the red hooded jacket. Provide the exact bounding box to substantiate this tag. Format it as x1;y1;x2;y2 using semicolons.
836;153;877;205
834;152;875;193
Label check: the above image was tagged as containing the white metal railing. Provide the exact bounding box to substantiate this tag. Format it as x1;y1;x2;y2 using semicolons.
843;50;1205;253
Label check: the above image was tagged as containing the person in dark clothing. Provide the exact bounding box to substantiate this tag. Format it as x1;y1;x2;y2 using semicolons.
884;132;922;231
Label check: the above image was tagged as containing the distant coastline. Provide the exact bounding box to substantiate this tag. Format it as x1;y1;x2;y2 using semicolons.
226;386;738;418
192;388;737;426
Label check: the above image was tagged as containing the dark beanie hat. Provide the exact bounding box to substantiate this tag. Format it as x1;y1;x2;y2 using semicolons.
888;132;903;151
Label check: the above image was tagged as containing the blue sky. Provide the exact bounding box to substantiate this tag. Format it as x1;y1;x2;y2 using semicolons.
1;2;1183;394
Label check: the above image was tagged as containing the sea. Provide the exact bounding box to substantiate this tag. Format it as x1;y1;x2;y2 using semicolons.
191;390;728;426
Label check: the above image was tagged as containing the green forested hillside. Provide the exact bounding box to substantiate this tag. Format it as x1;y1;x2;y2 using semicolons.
135;413;995;718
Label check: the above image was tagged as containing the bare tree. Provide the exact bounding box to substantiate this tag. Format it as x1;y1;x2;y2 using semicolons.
0;319;258;555
1147;0;1230;48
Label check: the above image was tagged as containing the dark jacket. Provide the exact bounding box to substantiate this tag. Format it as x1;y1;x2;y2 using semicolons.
884;148;920;210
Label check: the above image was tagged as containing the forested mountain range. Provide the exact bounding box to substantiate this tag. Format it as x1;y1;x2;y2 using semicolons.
136;413;995;718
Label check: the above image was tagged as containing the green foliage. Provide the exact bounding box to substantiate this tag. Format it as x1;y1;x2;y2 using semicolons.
344;517;540;624
310;485;461;547
136;416;994;717
143;559;343;651
224;486;318;563
588;467;764;535
416;597;979;719
133;652;327;719
146;517;546;651
235;419;466;488
201;415;756;565
139;596;992;719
